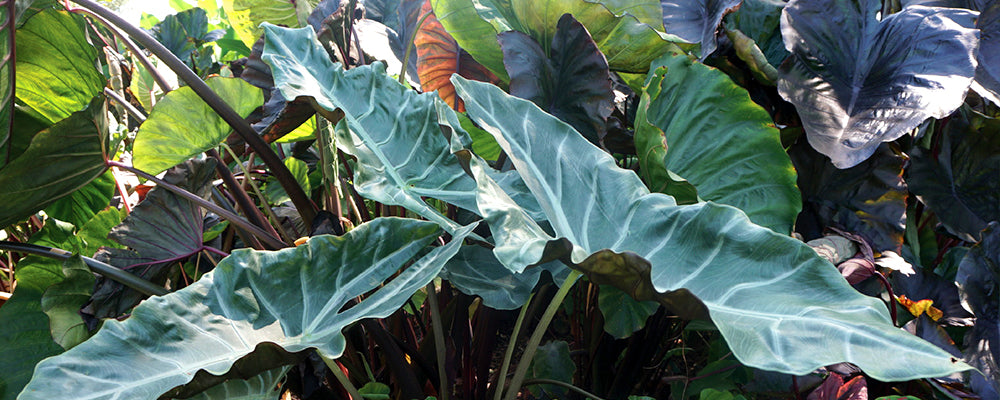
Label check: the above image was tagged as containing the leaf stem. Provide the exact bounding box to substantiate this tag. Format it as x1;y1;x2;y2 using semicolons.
217;144;293;243
501;270;582;400
399;10;433;85
323;356;364;400
520;379;606;400
107;160;287;249
494;291;533;400
0;241;168;296
71;0;319;227
426;281;450;400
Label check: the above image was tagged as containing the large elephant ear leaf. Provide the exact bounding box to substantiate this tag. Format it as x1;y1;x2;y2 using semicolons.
452;74;972;381
19;218;473;399
777;0;979;168
973;3;1000;105
660;0;741;60
635;52;800;234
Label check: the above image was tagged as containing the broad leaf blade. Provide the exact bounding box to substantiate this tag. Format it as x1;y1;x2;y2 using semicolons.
635;53;800;234
261;24;481;234
956;223;1000;398
222;0;319;47
40;256;95;350
973;4;1000;104
133;77;262;175
0;98;108;229
908;109;1000;242
186;367;290;400
43;171;115;228
660;0;741;59
452;75;971;380
20;219;471;400
14;9;103;125
777;0;979;168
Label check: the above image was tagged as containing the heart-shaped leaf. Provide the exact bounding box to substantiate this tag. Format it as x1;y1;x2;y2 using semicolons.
635;52;800;234
19;218;471;400
133;77;262;175
452;74;971;380
498;13;614;144
777;0;979;168
222;0;320;47
660;0;741;59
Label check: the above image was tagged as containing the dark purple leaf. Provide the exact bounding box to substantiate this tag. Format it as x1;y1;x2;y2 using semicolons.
893;267;974;326
86;159;218;319
807;373;868;400
778;0;979;168
661;0;742;60
239;36;316;143
499;13;613;145
904;314;962;358
908;109;1000;242
975;4;1000;106
791;141;907;253
957;222;1000;399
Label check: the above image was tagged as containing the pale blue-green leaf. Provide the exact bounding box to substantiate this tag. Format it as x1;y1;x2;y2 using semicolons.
19;218;473;400
451;75;971;380
441;244;567;309
187;367;289;400
261;25;479;235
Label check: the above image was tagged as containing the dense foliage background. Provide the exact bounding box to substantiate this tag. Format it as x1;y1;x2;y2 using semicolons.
0;0;997;399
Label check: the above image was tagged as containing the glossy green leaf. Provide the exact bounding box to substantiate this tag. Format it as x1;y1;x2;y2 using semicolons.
264;156;311;205
0;1;13;168
452;75;971;380
0;220;78;400
430;0;686;77
956;223;1000;399
261;25;482;234
222;0;319;47
526;341;575;398
635;53;800;234
43;171;114;228
660;0;741;59
599;285;658;339
133;77;262;175
40;256;95;350
777;0;979;168
20;218;472;400
186;367;289;400
0;98;108;229
498;13;614;144
14;9;103;125
908;109;1000;242
723;0;788;68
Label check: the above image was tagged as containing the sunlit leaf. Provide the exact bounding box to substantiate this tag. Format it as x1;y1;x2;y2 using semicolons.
635;52;800;234
777;0;978;168
43;171;114;228
13;9;103;125
0;98;108;229
222;0;320;47
415;0;499;112
20;219;470;400
452;74;971;380
0;0;13;168
430;0;686;78
133;77;262;175
660;0;741;59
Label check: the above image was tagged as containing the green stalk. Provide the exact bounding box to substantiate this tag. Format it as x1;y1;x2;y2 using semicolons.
399;10;433;85
494;292;534;400
502;270;582;400
219;143;294;243
426;281;449;400
322;356;364;400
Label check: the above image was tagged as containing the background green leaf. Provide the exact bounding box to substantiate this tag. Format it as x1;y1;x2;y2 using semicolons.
43;171;115;228
635;53;800;233
40;255;95;350
133;77;262;175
